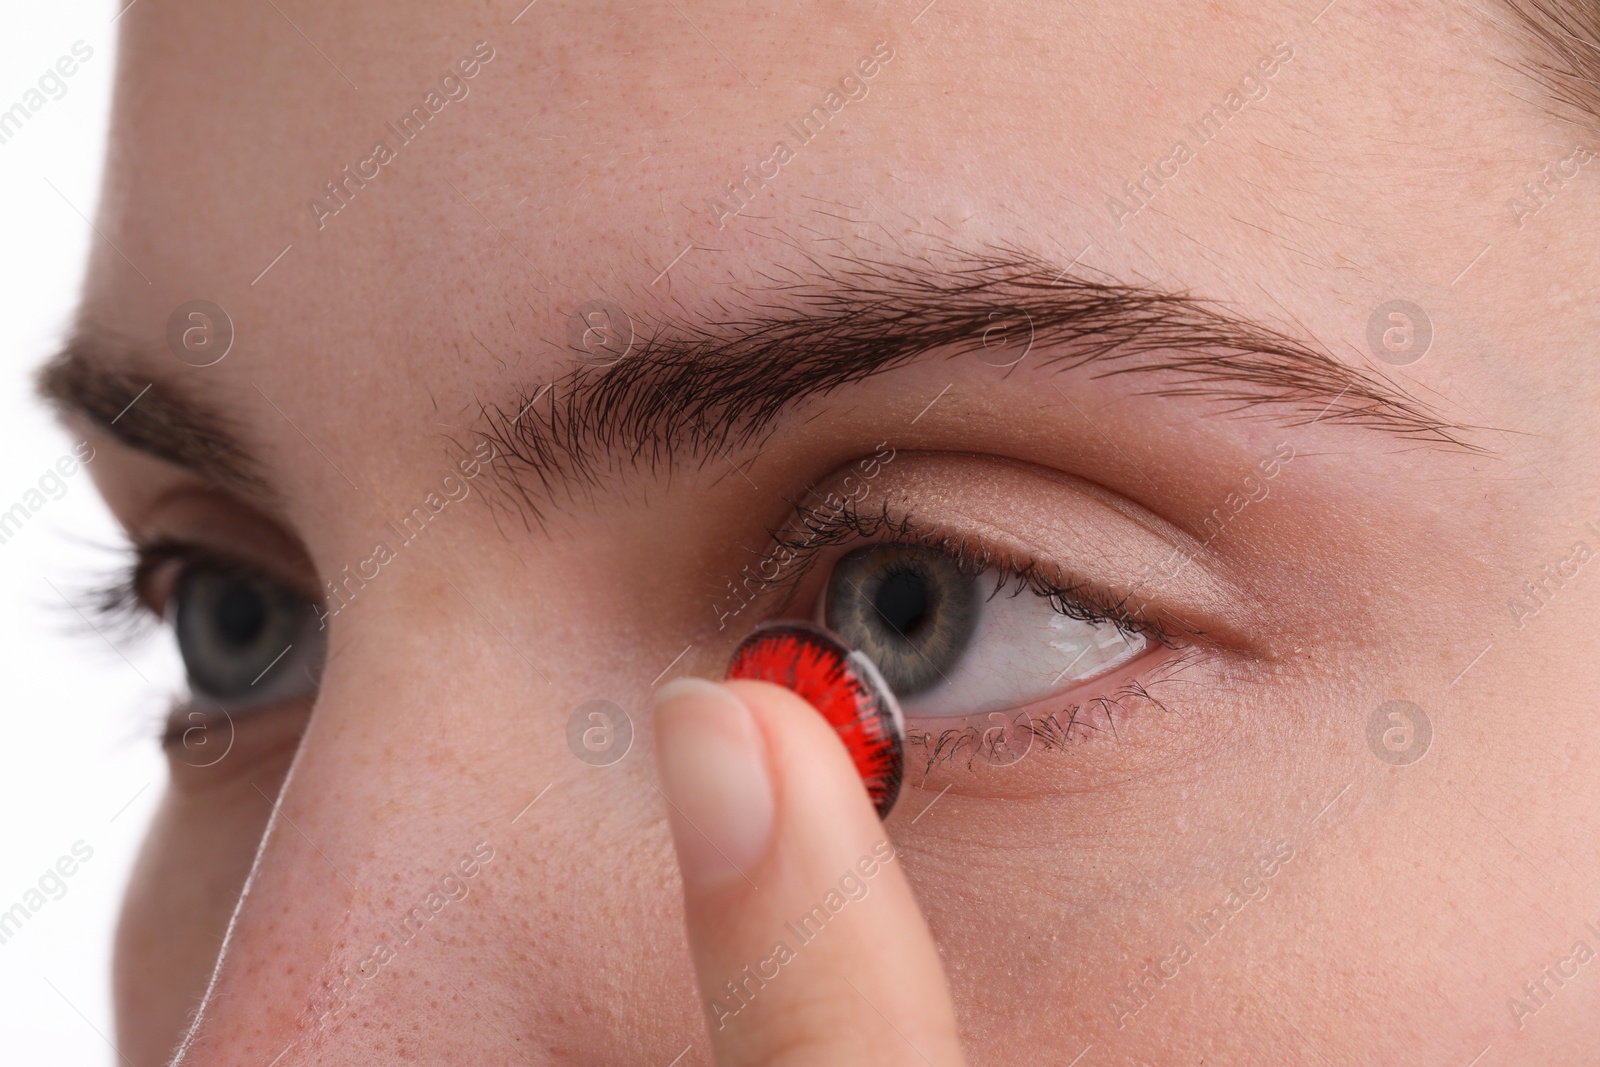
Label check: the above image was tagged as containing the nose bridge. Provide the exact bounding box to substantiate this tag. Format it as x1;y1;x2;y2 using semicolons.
171;677;493;1062
170;601;695;1065
162;595;508;1048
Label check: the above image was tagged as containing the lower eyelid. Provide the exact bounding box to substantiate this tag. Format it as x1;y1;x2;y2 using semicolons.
160;697;316;786
162;706;233;752
901;647;1195;772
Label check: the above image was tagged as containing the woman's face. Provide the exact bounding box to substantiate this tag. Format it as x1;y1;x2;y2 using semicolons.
50;0;1600;1062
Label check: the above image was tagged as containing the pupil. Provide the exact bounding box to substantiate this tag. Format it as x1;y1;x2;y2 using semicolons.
215;581;266;647
825;543;980;701
875;569;929;639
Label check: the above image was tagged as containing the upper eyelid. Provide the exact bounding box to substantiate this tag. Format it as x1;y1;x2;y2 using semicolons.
131;542;255;613
65;539;228;643
130;493;325;604
753;490;1189;647
817;450;1263;651
80;540;316;635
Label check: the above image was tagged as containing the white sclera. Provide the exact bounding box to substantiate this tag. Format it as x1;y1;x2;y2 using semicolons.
897;593;1146;718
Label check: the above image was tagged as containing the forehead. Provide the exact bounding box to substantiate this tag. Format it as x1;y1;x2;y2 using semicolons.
80;0;1539;494
97;0;1517;287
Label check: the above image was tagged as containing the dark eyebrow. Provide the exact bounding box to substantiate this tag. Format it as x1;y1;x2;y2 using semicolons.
1496;0;1600;129
480;242;1471;518
34;327;274;500
35;245;1470;518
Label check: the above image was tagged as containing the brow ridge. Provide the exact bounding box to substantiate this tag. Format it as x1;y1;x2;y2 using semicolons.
477;242;1472;519
36;327;273;499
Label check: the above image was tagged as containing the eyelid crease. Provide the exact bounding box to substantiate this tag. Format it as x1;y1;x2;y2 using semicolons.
974;453;1214;559
836;451;1260;652
758;490;1198;649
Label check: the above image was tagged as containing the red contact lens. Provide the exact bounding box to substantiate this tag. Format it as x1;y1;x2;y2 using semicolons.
725;620;905;819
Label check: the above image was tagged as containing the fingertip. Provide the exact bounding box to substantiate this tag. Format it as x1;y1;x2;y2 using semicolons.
723;622;905;819
652;677;775;891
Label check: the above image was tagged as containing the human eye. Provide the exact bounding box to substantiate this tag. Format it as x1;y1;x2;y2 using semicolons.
88;541;326;721
758;456;1198;765
822;540;1149;718
169;557;325;710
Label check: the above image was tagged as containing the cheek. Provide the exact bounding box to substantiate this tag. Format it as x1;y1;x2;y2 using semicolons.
114;735;300;1067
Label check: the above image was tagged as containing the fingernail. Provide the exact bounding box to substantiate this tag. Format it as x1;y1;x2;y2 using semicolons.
652;677;775;890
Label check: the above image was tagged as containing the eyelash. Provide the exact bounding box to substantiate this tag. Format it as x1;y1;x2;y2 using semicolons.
745;489;1201;772
78;541;328;746
760;490;1185;649
64;543;198;748
903;652;1201;776
75;540;194;638
86;494;1190;764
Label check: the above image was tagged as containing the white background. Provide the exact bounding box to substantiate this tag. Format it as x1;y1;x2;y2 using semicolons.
1;3;180;1063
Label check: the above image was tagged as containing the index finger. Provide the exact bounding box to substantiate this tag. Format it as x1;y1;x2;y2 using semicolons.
653;676;966;1066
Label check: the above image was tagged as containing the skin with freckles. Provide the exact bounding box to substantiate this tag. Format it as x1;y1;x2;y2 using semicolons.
40;0;1600;1062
